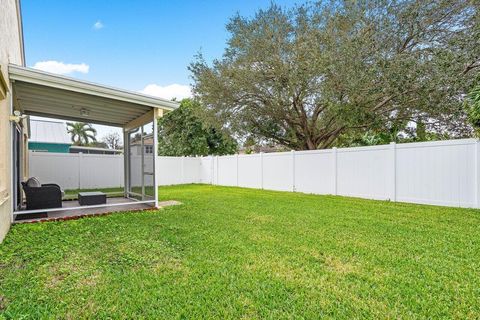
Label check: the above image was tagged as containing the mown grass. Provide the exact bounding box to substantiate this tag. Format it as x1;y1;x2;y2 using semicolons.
64;186;154;200
1;184;479;319
64;187;124;199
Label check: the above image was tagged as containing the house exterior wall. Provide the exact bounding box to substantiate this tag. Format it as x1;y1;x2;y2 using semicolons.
28;142;71;153
0;0;24;242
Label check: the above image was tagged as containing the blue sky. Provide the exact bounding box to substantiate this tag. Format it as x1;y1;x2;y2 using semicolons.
22;0;299;140
22;0;299;98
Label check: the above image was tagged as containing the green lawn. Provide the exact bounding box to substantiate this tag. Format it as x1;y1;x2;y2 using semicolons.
64;186;153;200
64;187;124;199
1;185;479;319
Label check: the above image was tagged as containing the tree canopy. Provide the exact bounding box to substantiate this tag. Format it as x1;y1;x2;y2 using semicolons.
102;132;122;150
467;85;480;132
157;99;237;156
190;0;479;150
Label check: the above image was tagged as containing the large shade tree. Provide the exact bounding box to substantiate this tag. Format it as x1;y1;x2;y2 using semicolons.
157;99;237;156
468;85;480;135
66;122;97;146
190;1;480;150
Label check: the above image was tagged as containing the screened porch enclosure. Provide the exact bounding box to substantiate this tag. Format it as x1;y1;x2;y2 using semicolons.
8;64;177;221
125;121;156;202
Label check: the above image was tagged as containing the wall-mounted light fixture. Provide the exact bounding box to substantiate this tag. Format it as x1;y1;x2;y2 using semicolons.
80;108;90;117
9;110;27;123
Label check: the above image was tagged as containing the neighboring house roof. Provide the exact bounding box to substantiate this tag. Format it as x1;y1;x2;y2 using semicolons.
29;119;71;144
69;146;122;154
130;133;154;146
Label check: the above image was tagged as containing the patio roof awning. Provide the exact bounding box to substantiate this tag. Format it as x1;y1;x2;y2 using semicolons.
8;64;179;127
10;65;170;215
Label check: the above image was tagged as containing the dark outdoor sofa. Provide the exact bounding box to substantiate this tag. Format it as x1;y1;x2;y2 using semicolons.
21;177;64;210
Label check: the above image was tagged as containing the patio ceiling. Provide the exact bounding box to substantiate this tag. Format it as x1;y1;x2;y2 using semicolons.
8;64;179;127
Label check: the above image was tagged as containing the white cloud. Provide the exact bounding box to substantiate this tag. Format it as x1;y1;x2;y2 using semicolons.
93;20;104;30
32;60;90;75
140;83;191;100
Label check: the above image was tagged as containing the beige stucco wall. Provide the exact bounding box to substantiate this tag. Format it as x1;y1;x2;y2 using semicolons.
0;0;24;242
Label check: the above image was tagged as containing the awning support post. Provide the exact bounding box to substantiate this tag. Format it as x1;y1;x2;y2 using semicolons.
123;128;129;198
153;108;163;208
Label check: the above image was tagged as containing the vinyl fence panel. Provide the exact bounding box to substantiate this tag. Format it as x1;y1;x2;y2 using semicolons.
238;154;262;189
395;140;477;207
29;152;123;190
29;152;81;190
199;157;213;184
157;156;184;186
29;139;480;208
336;145;391;200
78;153;123;189
294;150;335;195
183;157;201;183
261;152;294;192
202;139;479;208
217;155;237;186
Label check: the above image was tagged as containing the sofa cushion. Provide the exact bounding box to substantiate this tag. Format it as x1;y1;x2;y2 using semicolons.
26;177;41;188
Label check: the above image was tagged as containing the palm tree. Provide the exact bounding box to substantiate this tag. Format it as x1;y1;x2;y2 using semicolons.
66;122;97;145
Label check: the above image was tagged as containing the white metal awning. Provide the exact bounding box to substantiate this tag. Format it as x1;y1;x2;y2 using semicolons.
8;64;179;127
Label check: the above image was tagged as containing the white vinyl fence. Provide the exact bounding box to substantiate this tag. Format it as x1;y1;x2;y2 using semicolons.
29;138;480;208
28;152;203;190
29;152;124;190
